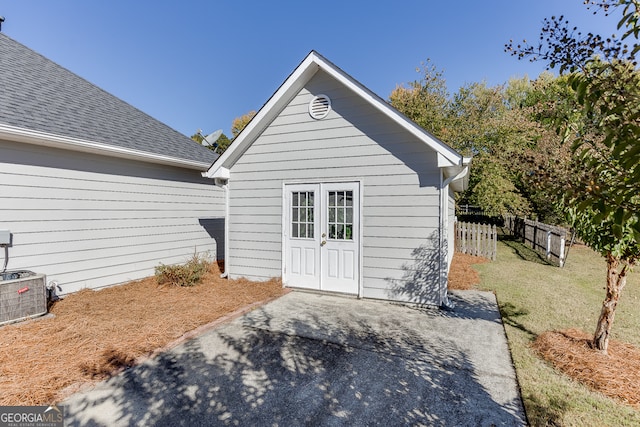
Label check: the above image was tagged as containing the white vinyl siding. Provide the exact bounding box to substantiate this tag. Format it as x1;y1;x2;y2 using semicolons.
227;70;443;304
0;140;224;295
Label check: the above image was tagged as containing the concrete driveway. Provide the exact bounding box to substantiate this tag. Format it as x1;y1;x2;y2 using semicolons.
63;290;526;426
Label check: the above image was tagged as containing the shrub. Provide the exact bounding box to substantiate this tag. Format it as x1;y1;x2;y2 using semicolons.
155;252;210;287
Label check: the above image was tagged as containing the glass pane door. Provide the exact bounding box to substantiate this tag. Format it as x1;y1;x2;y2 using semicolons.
291;191;315;239
327;190;353;240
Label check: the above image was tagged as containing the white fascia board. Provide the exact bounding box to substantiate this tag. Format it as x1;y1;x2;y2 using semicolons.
0;124;211;170
211;166;230;180
204;50;464;179
437;153;458;168
312;53;463;166
204;54;320;179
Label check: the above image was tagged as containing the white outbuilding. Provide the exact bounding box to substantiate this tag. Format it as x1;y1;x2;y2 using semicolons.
205;51;470;306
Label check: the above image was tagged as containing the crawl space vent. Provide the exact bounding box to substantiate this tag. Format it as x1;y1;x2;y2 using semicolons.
309;94;331;119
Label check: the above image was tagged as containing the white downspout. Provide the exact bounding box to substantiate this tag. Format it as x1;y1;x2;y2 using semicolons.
222;180;230;278
439;171;450;308
439;165;470;308
214;178;230;278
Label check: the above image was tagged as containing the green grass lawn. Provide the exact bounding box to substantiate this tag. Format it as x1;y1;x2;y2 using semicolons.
475;236;640;426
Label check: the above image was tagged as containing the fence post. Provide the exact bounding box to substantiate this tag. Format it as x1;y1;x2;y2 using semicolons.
504;216;570;267
454;220;498;260
492;224;497;260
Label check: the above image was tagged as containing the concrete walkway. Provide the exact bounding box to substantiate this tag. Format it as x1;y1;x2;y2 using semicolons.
63;290;526;426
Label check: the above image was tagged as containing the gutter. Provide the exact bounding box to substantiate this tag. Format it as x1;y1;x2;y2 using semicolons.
0;124;211;171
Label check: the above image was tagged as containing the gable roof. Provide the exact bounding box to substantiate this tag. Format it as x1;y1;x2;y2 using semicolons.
0;33;217;170
204;50;470;186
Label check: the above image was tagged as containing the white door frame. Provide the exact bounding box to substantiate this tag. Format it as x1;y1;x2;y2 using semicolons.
282;181;363;297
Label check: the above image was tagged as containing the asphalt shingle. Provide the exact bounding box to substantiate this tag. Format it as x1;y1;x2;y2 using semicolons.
0;33;217;166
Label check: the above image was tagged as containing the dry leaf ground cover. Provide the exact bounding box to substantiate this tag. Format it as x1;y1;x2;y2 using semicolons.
0;262;286;406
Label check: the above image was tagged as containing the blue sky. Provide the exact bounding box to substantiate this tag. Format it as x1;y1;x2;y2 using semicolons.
1;1;619;138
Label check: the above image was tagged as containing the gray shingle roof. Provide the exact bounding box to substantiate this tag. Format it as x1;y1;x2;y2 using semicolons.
0;33;217;166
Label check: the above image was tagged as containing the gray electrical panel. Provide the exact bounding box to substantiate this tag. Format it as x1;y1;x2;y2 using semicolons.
0;230;10;246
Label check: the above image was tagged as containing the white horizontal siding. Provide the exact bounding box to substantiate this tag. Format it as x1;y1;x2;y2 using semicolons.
0;139;225;295
229;240;281;252
229;174;425;190
227;69;443;303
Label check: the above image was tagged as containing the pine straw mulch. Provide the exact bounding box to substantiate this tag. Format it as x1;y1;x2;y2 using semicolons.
448;252;488;290
533;328;640;408
0;262;286;406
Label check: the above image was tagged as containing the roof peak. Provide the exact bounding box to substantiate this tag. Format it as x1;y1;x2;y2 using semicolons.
205;51;463;179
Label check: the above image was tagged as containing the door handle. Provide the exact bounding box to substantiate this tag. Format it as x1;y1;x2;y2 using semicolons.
321;240;327;246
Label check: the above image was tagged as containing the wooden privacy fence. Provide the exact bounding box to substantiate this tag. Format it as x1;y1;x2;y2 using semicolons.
455;221;497;260
504;216;568;267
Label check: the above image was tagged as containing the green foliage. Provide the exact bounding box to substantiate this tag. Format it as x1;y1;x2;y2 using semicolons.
467;158;531;216
215;133;232;154
190;131;204;144
191;131;232;155
507;0;640;352
155;253;210;287
447;81;541;217
389;59;450;139
563;61;640;250
390;65;549;217
508;0;640;249
231;110;257;139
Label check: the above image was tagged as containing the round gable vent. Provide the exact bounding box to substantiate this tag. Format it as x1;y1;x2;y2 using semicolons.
309;94;331;120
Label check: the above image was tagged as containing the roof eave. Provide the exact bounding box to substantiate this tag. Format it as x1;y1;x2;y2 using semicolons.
204;50;464;178
310;53;463;166
444;156;472;192
0;124;212;171
205;55;320;179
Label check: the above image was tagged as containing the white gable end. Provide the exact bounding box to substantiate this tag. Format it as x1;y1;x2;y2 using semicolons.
205;51;467;181
205;51;471;306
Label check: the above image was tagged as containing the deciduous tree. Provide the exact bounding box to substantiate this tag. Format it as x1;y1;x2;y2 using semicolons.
389;60;450;139
390;66;544;217
507;0;640;353
190;130;232;155
231;110;257;139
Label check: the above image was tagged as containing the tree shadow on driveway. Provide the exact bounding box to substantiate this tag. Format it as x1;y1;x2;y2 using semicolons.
64;293;526;426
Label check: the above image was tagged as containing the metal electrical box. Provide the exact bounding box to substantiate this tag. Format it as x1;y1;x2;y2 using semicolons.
0;230;10;245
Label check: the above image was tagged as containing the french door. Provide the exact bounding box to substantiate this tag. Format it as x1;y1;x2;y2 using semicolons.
284;182;360;294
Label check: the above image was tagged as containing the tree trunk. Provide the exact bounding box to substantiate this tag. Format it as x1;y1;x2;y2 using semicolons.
592;253;629;354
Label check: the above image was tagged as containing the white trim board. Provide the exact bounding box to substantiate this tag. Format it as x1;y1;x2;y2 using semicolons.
204;51;469;184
